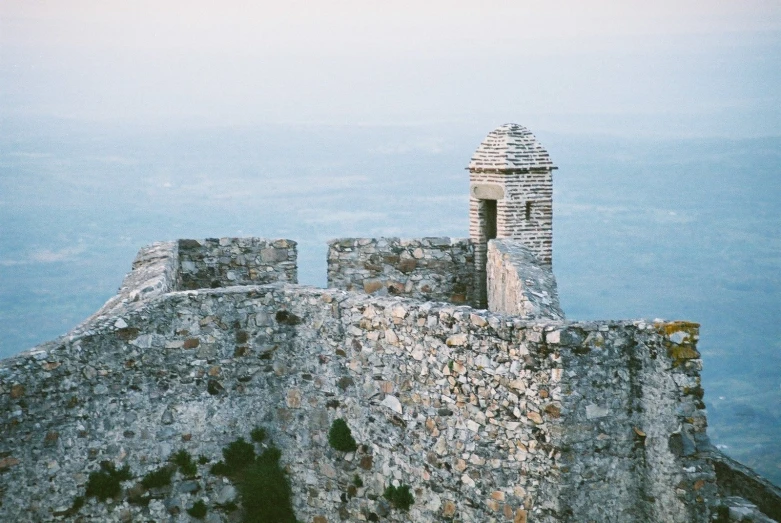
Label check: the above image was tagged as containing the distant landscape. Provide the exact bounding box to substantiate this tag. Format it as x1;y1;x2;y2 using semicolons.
1;117;779;486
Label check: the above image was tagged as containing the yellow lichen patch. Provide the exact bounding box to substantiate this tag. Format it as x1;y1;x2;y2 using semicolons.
654;322;701;366
654;321;700;338
667;344;700;366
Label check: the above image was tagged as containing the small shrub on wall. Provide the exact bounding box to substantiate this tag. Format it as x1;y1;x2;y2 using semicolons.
210;433;297;523
187;500;207;519
85;462;133;501
383;484;414;511
328;418;358;452
240;447;296;523
140;466;174;489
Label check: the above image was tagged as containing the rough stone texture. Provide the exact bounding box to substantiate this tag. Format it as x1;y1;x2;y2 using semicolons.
0;239;726;522
43;239;294;348
85;241;179;324
486;240;564;321
558;320;718;521
327;237;474;305
177;237;296;290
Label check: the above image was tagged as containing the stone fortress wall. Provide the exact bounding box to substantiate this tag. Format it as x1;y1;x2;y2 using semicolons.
327;237;474;305
1;122;778;523
81;241;179;326
486;240;563;321
0;237;738;523
178;237;297;290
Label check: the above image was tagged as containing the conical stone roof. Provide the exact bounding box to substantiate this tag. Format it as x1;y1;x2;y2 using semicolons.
468;123;555;172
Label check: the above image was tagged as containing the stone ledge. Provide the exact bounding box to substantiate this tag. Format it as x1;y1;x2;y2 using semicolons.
713;451;781;521
486;239;564;320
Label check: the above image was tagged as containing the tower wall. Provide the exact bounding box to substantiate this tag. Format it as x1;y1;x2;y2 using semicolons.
467;124;556;309
469;168;554;307
469;168;553;264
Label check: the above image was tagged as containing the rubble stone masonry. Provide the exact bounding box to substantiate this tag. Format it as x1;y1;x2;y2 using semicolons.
0;238;725;522
327;237;474;306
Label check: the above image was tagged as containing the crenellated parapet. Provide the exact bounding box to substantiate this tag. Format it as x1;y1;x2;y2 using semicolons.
327;237;474;305
177;237;297;290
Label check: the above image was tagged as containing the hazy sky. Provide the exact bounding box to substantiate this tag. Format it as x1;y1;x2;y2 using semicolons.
2;1;781;130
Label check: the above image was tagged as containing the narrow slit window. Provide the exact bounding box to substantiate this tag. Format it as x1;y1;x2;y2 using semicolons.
525;201;532;220
485;200;497;240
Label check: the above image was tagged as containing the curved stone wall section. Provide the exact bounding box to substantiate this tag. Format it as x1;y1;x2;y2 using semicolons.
486;240;564;320
177;237;297;290
57;241;180;345
2;238;297;369
0;285;718;522
713;452;781;521
327;237;474;305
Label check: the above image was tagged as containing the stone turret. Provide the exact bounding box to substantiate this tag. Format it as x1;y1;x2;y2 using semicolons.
468;123;556;307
